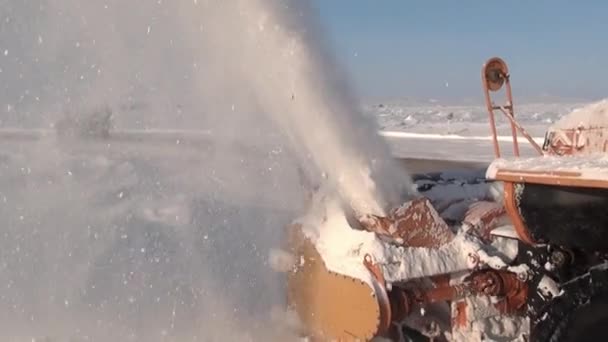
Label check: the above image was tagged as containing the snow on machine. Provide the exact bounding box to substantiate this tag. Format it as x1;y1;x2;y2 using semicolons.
279;57;608;341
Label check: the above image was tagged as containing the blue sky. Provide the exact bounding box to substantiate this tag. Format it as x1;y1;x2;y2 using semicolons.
313;1;608;103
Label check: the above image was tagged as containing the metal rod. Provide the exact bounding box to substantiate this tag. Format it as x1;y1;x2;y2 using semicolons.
482;57;545;158
497;106;544;155
482;77;501;158
503;76;520;157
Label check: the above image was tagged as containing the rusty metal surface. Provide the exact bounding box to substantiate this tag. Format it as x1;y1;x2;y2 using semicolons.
492;271;529;314
463;201;508;241
359;197;454;249
391;198;455;248
453;301;469;329
483;58;509;92
496;105;545;155
544;127;608;155
470;270;528;314
363;253;393;335
481;57;504;157
388;269;528;327
468;270;503;296
502;182;537;245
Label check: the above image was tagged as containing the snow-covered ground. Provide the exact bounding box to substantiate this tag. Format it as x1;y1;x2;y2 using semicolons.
0;99;590;165
370;100;594;162
364;101;585;136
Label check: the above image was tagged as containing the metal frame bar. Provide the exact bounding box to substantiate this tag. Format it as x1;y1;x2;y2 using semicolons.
482;57;544;158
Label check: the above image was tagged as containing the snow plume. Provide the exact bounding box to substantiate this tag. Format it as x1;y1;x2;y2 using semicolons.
0;0;412;340
184;0;413;216
1;1;300;341
2;0;412;215
0;136;306;341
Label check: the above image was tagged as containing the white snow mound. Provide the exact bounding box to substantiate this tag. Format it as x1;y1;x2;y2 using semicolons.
550;98;608;130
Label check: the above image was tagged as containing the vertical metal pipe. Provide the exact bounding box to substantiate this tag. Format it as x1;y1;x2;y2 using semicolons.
504;77;520;156
482;63;502;158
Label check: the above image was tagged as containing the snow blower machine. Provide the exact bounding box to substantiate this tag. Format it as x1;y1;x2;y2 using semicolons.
280;57;608;342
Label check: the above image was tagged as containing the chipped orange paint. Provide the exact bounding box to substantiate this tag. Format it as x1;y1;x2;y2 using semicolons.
453;301;468;328
358;197;454;249
463;201;507;241
502;182;536;245
545;127;608;156
363;254;393;335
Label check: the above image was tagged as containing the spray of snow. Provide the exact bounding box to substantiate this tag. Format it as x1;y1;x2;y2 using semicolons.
0;0;415;340
184;1;413;216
